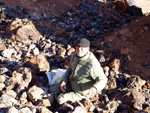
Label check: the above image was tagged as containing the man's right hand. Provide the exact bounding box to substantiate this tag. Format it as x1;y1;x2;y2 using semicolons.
60;81;66;93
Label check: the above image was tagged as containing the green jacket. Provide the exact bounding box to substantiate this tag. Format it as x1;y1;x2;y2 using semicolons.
62;51;107;96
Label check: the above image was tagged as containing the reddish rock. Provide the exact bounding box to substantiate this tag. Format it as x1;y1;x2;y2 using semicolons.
6;18;43;44
25;54;50;74
120;48;129;56
109;58;120;73
107;78;117;90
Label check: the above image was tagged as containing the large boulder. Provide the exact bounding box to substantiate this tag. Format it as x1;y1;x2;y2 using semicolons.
5;18;43;44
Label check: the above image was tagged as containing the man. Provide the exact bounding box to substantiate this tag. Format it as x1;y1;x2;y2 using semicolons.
49;38;107;104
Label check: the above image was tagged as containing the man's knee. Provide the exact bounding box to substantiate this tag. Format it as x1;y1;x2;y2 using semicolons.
57;92;84;104
57;93;66;104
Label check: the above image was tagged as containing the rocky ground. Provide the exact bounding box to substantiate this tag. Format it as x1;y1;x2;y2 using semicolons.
0;0;150;113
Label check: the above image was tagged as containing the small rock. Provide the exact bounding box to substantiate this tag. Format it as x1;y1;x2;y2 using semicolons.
67;48;75;56
31;47;40;56
39;107;52;113
133;100;143;110
81;99;95;112
72;106;87;113
29;44;36;49
49;35;55;40
99;55;105;62
2;90;17;98
1;49;14;58
56;103;74;111
0;74;6;83
0;83;5;90
18;107;32;113
107;78;117;90
0;95;18;108
37;98;51;107
103;66;109;76
20;92;28;104
7;106;19;113
106;100;120;113
0;41;6;51
109;58;120;73
120;48;129;56
127;75;146;90
27;85;45;103
25;54;50;74
12;67;32;93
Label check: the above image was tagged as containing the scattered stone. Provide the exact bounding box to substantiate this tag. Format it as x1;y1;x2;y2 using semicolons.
67;48;75;56
18;107;32;113
127;75;146;90
106;100;121;113
56;103;74;111
120;48;129;56
109;58;120;73
2;90;17;98
72;106;87;113
31;47;40;56
12;67;32;94
1;49;14;58
25;54;50;74
103;66;109;76
127;5;143;17
7;106;19;113
0;41;6;51
0;83;5;90
20;92;28;104
0;95;18;108
39;107;53;113
107;78;117;90
80;99;95;112
27;85;45;103
0;74;6;83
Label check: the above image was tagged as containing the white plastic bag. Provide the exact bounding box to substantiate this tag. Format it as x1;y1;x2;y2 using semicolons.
46;68;66;86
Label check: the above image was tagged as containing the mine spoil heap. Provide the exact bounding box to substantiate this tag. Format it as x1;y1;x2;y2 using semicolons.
0;0;150;113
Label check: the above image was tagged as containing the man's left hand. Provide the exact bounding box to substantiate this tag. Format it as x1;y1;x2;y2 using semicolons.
89;87;97;98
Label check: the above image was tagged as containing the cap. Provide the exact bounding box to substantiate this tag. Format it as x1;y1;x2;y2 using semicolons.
77;38;90;47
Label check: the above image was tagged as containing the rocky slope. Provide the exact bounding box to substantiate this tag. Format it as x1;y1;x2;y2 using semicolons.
0;0;150;112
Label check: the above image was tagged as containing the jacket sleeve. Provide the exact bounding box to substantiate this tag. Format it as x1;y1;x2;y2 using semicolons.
62;65;72;83
90;63;108;92
62;53;75;83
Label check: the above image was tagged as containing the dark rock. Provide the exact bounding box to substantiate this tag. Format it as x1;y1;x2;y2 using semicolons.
126;5;143;17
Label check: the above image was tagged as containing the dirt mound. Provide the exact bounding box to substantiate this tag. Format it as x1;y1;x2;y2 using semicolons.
98;15;150;80
1;0;79;16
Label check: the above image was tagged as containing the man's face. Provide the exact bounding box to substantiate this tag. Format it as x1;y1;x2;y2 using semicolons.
76;46;89;57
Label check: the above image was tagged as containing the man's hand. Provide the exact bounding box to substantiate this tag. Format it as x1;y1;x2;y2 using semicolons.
60;81;66;93
89;87;97;98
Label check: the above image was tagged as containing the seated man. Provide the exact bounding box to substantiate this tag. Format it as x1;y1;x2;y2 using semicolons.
49;38;108;104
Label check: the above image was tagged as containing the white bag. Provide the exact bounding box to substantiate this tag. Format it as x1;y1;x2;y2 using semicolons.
46;68;66;86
